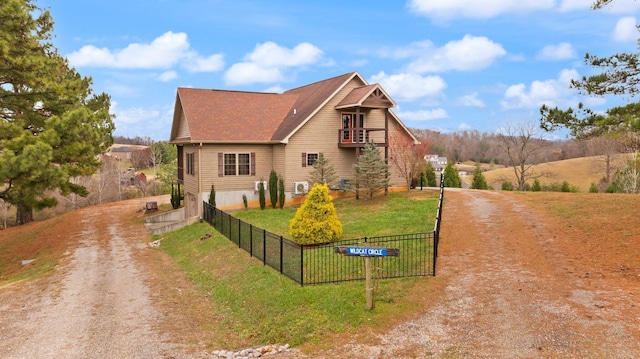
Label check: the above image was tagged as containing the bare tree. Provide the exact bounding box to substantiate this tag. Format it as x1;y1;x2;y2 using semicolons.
389;133;429;190
497;120;549;190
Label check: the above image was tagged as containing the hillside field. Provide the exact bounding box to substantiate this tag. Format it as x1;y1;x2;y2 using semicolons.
463;153;632;192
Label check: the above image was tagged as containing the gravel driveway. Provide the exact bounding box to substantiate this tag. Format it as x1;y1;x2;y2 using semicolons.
0;197;192;359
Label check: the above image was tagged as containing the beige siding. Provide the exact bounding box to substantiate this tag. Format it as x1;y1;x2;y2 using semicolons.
284;77;410;191
182;144;200;218
176;112;190;138
190;144;278;212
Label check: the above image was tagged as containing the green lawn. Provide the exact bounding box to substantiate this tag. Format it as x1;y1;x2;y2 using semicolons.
156;190;440;349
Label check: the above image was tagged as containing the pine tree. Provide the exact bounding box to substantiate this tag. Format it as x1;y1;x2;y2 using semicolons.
425;162;437;187
289;183;342;244
208;183;216;207
0;0;115;225
470;165;488;189
352;141;390;199
308;153;338;188
443;162;462;188
278;176;285;209
258;181;266;210
532;179;542;192
269;169;278;208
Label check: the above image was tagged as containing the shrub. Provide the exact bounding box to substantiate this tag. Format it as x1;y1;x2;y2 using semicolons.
258;181;266;210
443;162;461;188
425;162;437;187
501;181;514;191
561;181;571;193
269;169;278;209
589;182;599;193
470;165;488;190
171;183;180;209
531;179;541;192
289;183;343;244
278;176;285;209
209;183;216;207
242;194;248;210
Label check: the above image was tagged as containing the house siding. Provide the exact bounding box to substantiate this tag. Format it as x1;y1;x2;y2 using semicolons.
192;144;277;212
176;111;190;139
284;77;409;192
182;144;200;218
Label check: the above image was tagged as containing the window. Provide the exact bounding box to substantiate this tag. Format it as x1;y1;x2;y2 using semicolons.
224;154;236;175
222;153;253;176
307;153;319;167
186;153;195;175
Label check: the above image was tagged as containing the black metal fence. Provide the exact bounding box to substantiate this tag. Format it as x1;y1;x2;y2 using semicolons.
202;177;445;285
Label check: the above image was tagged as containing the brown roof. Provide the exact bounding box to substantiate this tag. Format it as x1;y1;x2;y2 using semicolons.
174;88;298;142
271;72;357;141
335;84;396;109
169;72;419;144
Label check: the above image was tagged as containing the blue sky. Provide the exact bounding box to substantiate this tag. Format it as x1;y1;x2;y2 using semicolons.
41;0;640;140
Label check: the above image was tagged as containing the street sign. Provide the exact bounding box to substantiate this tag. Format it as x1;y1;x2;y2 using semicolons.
334;246;399;257
334;245;400;311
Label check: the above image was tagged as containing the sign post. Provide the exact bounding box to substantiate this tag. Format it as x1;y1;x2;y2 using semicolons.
335;245;400;310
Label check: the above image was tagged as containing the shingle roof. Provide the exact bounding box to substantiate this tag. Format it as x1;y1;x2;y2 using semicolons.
171;72;359;143
170;72;420;145
174;88;298;142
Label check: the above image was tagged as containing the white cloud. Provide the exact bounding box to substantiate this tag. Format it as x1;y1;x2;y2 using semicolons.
183;54;225;72
500;68;580;109
536;42;576;60
457;93;485;108
157;71;178;82
612;16;638;42
110;102;160;127
370;72;447;102
409;0;640;19
557;0;592;12
224;42;323;85
405;35;506;73
408;0;555;20
245;42;322;67
225;63;283;85
67;31;224;73
396;108;449;121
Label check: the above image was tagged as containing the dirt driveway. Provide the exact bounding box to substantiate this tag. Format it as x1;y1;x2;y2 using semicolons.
0;190;639;358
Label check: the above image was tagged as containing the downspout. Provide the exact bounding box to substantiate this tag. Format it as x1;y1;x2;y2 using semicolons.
198;142;203;218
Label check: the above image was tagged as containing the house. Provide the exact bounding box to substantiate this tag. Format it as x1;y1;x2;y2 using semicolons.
169;71;419;219
425;154;447;171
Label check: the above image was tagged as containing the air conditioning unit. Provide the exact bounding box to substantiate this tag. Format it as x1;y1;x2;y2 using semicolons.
339;178;350;191
293;181;309;194
254;181;268;191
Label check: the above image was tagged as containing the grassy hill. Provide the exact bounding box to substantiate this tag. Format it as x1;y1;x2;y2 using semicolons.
463;154;631;192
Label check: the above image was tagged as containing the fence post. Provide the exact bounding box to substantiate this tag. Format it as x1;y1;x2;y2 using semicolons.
279;236;284;273
263;229;267;266
300;244;304;286
249;224;253;257
238;218;242;248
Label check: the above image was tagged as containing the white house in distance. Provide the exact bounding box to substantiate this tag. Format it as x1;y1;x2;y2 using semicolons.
425;154;447;171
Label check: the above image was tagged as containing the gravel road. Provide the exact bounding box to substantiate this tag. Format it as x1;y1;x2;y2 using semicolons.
0;197;190;359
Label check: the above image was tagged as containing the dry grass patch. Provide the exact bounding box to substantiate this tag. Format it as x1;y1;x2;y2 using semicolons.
513;192;640;282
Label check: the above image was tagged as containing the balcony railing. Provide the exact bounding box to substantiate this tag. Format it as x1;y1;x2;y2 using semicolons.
337;127;386;147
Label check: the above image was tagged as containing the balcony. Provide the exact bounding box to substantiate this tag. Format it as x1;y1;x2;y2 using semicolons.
337;127;387;148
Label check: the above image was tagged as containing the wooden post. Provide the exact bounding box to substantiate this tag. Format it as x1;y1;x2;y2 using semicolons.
334;245;398;311
365;256;373;310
